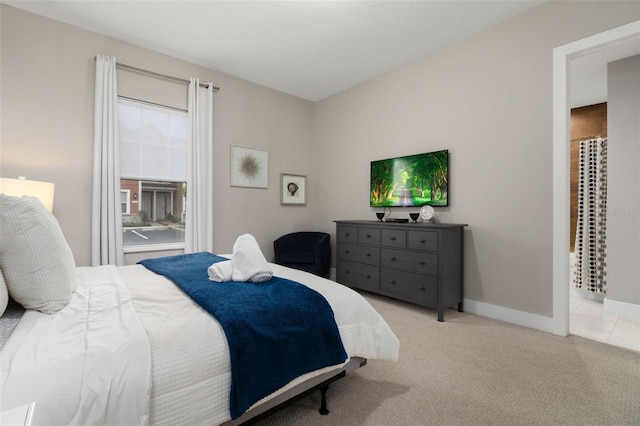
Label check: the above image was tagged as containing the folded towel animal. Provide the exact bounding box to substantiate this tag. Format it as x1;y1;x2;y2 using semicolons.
207;260;234;282
232;234;273;283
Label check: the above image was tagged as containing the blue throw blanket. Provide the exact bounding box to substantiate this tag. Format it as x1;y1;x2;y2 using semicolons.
138;252;347;419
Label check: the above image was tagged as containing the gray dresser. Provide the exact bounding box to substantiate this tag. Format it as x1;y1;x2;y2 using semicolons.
335;220;467;321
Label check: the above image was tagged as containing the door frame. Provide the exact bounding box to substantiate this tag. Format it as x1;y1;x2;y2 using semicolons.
552;20;640;336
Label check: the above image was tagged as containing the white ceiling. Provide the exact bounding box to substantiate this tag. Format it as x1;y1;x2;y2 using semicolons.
4;0;549;101
6;0;638;105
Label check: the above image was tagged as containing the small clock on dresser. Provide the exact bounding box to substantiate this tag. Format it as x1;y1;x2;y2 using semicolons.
419;205;435;223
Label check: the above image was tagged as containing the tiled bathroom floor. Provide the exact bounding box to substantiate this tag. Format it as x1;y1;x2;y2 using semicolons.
570;292;640;352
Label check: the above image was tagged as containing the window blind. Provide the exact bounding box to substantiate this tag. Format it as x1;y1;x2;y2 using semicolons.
118;98;188;181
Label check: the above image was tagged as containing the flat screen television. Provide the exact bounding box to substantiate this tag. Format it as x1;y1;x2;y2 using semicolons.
370;149;448;207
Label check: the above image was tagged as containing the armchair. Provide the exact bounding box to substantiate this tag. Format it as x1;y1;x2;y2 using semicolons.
273;232;331;277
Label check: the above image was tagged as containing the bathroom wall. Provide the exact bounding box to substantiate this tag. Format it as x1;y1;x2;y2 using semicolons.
606;54;640;312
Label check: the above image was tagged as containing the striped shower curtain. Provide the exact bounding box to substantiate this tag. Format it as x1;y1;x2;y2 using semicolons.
573;137;608;293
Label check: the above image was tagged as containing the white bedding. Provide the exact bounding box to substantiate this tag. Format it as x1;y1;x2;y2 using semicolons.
0;265;151;426
1;261;399;425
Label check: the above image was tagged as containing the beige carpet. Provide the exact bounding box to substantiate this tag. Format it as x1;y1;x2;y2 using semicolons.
256;292;640;425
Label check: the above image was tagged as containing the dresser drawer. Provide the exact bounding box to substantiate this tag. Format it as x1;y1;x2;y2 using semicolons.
337;225;358;243
381;248;437;275
358;227;381;245
338;243;380;266
381;229;406;248
381;268;437;304
407;230;438;252
337;261;380;291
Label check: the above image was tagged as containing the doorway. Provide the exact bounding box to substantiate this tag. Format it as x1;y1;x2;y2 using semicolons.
552;21;640;339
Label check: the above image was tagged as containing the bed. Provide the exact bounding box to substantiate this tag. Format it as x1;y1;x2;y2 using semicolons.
0;195;400;425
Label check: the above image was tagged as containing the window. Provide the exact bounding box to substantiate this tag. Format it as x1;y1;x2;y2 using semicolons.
121;190;130;214
118;98;188;252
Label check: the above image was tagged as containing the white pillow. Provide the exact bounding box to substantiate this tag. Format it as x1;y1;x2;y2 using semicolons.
0;194;76;313
0;269;8;317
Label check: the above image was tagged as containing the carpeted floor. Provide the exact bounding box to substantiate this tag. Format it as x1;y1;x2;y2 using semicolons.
256;291;640;425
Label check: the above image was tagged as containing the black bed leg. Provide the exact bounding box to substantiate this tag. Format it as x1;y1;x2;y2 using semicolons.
319;385;329;415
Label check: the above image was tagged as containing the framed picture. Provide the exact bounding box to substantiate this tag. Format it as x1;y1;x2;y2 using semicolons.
230;145;269;188
280;173;306;205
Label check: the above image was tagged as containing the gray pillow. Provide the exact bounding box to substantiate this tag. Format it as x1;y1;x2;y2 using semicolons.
0;194;76;313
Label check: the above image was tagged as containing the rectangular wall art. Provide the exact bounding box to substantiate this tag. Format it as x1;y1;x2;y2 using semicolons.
280;173;306;205
231;145;269;188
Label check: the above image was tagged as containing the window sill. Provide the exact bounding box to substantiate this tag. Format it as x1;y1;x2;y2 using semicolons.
123;242;185;254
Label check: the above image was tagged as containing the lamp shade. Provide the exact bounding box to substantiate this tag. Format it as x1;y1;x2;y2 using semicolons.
0;177;55;212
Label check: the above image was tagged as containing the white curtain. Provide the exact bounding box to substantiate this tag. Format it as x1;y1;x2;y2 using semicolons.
185;78;214;253
573;137;608;293
91;55;124;266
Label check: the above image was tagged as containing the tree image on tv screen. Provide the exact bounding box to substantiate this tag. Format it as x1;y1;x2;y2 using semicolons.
370;150;448;207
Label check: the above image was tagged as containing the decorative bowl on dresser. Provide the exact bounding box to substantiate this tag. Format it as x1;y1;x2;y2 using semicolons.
334;220;467;321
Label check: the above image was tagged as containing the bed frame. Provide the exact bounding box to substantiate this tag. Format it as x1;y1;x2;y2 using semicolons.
221;357;367;425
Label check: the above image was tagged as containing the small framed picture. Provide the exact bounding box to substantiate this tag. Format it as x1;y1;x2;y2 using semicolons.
230;145;269;188
280;173;306;205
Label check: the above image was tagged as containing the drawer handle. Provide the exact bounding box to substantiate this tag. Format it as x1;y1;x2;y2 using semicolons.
420;239;426;243
366;234;371;238
390;237;396;241
366;253;371;257
345;250;350;254
390;280;396;285
366;274;371;279
419;286;425;291
390;257;396;261
345;270;350;274
419;261;426;265
345;233;350;237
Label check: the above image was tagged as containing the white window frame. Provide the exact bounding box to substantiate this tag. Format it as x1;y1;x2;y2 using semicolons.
123;241;186;254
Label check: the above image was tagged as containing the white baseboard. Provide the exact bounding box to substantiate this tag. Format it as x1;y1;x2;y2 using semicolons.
328;276;555;333
604;297;640;321
330;273;556;333
571;287;605;302
463;299;554;333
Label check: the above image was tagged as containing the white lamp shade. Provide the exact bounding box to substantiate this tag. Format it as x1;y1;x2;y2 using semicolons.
0;177;55;212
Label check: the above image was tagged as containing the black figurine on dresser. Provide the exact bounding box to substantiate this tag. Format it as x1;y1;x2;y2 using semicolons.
334;220;467;322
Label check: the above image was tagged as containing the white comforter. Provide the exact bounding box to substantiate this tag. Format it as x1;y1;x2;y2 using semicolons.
0;265;151;426
1;262;399;425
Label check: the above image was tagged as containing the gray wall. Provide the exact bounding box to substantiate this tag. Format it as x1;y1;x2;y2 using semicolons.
312;1;640;319
607;55;640;305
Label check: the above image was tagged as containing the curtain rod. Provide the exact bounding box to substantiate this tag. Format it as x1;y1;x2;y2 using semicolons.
94;56;220;91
